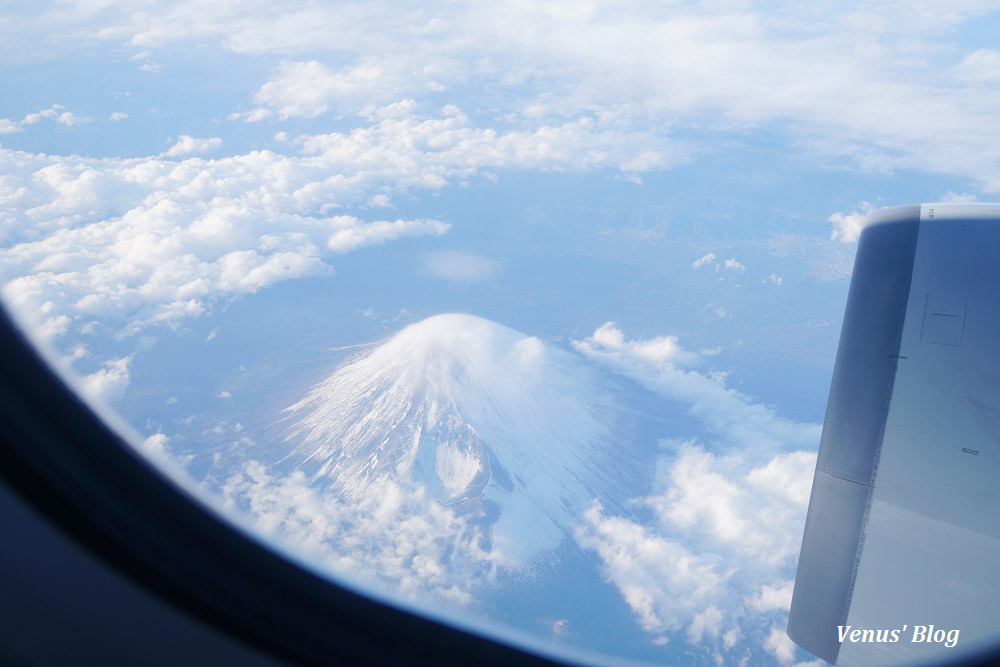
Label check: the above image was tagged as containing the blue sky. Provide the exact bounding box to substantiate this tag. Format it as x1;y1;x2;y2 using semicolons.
2;2;999;665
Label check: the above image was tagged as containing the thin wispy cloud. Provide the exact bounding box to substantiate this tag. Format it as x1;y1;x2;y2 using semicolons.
421;250;502;282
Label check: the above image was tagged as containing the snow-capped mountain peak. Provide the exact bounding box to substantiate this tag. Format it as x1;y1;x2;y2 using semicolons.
284;314;635;557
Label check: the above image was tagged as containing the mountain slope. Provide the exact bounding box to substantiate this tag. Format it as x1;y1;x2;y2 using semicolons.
283;313;638;558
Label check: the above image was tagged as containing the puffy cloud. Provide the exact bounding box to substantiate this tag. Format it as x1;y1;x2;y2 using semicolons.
572;323;819;660
250;59;399;120
55;111;91;127
647;444;814;567
764;626;799;665
828;201;873;243
22;106;61;125
109;112;128;122
297;105;683;176
221;461;499;604
0;118;23;134
577;445;815;653
0;104;91;134
576;501;726;640
0;96;690;403
163;135;222;157
750;581;795;614
79;355;132;403
139;432;193;467
692;252;716;269
941;190;978;203
574;323;819;453
141;432;170;458
724;258;745;272
585;321;702;369
367;193;392;208
0;145;457;351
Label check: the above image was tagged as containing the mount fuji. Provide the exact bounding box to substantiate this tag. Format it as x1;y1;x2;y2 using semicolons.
280;313;647;560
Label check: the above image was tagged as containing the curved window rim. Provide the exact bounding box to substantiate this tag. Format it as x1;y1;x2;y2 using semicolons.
0;303;595;667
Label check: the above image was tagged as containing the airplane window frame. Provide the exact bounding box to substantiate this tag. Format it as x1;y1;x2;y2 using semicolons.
0;303;576;667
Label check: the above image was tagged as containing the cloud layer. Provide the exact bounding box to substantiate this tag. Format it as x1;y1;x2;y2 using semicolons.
573;323;820;664
222;461;497;604
0;145;453;348
11;1;999;190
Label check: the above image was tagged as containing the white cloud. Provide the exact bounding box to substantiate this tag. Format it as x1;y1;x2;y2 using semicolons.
326;217;449;253
585;322;702;369
367;193;392;208
576;501;726;640
222;461;499;604
0;118;23;134
62;343;89;364
24;106;61;124
109;112;128;121
55;111;91;127
0;145;459;358
954;48;1000;81
421;250;501;282
692;252;716;269
30;1;994;189
141;432;170;458
230;108;273;123
3;95;670;405
251;59;399;120
750;581;795;614
79;355;132;403
297;105;684;176
828;201;873;244
941;190;978;203
572;322;820;662
577;446;816;659
0;104;90;134
724;258;745;272
574;324;819;453
765;626;799;665
163;135;222;157
647;444;814;567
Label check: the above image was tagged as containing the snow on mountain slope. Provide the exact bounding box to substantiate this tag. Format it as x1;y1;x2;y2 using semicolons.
283;313;637;559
